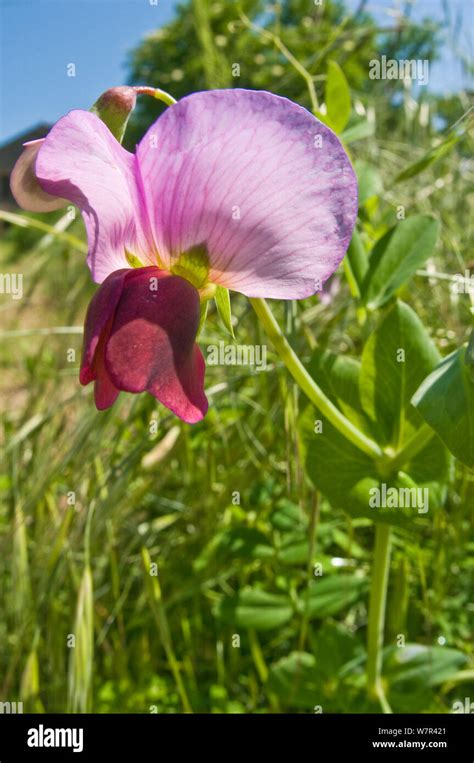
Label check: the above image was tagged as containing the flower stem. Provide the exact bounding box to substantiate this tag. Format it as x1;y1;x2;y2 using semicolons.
367;524;392;713
298;491;320;651
250;297;383;459
152;88;177;106
132;86;177;106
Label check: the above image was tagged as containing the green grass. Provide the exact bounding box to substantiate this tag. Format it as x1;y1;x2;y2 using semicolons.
0;0;473;714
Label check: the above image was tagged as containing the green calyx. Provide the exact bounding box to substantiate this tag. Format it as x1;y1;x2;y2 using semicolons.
170;245;211;291
125;249;144;268
124;245;235;339
125;245;215;298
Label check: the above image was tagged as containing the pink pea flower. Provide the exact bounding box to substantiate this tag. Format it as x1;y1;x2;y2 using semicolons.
12;89;357;423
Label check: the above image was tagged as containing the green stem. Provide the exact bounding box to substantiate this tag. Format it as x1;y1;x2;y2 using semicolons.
140;547;192;713
84;502;95;568
133;86;177;106
0;210;88;252
367;524;392;713
248;629;268;683
389;423;435;473
347;227;369;286
343;257;368;325
250;298;383;459
298;491;320;651
239;12;319;112
152;88;177;106
343;257;361;300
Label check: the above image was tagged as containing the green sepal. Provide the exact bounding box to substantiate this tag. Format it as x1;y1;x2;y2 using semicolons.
197;299;209;338
214;286;235;338
125;249;144;268
170;245;209;289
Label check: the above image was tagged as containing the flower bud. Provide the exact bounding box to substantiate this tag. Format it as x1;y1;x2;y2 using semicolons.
90;86;138;143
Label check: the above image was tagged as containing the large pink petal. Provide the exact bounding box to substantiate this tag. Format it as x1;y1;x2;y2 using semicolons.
35;111;155;283
104;268;207;424
136;89;357;299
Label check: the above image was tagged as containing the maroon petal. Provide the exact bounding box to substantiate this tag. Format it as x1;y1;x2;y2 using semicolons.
80;269;130;385
104;268;208;423
93;324;120;410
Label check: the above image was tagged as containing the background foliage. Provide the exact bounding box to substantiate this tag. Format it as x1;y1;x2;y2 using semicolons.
0;0;473;713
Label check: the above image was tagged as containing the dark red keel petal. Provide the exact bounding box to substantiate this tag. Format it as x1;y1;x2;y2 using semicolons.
93;325;120;410
80;269;130;385
104;269;208;423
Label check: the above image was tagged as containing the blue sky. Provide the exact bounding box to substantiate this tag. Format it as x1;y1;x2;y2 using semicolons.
0;0;177;140
0;0;472;142
346;0;472;94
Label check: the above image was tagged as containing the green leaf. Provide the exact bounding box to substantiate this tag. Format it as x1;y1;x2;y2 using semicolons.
301;405;380;522
270;500;311;565
300;312;451;524
277;532;310;566
268;652;321;709
361;216;439;310
354;160;383;206
384;644;468;687
270;499;308;532
194;527;274;571
412;346;474;467
340;120;374;143
214;588;293;631
298;575;368;619
214;285;235;338
325;60;351;134
307;350;373;436
308;425;447;524
68;566;94;712
313;622;362;679
20;649;44;713
467;330;474;372
400;440;452;512
301;402;439;526
360;300;440;447
394;132;459;183
218;528;273;560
